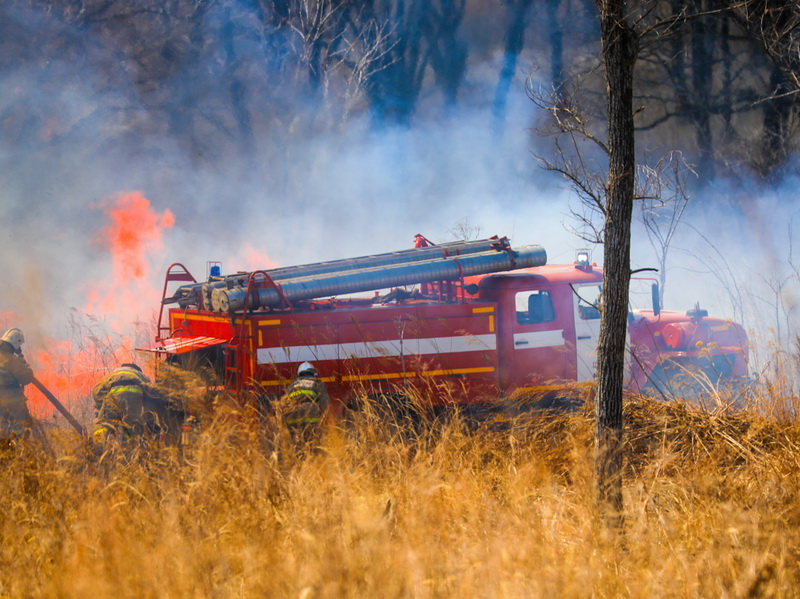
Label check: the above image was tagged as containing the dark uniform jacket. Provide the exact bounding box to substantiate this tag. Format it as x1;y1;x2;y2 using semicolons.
0;342;33;403
279;374;331;425
92;366;153;438
0;342;34;433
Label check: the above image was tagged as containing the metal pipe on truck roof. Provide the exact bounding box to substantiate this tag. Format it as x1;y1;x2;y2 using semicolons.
170;237;513;308
262;237;510;280
212;245;547;312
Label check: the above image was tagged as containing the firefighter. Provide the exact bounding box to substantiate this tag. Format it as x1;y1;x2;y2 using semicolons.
0;328;35;438
92;363;164;449
277;361;331;448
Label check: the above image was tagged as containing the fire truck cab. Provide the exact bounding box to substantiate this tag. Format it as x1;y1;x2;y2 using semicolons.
472;263;603;395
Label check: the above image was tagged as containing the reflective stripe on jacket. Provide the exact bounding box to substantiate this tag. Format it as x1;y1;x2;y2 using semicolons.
108;386;144;395
287;388;319;400
92;367;150;405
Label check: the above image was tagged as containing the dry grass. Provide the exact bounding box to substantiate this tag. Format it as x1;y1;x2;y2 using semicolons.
1;392;799;598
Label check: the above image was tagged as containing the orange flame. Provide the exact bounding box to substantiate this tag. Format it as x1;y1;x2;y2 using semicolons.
20;192;174;422
27;337;129;420
83;191;174;331
237;242;278;271
8;191;274;426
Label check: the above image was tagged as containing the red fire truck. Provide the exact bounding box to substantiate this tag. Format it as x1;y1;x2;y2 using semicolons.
139;236;749;410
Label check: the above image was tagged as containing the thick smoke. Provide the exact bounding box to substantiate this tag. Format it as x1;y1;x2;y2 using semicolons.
0;1;796;380
0;3;578;346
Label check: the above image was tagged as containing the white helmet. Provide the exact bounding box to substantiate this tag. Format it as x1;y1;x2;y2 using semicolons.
298;361;317;376
1;328;25;351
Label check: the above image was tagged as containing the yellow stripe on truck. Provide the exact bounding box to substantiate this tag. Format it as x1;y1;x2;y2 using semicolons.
259;366;496;387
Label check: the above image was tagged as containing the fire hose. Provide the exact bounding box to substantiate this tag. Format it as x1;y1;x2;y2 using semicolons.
31;377;88;437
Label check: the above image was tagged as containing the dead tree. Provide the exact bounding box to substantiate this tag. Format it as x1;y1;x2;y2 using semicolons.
530;0;723;520
530;24;636;516
730;1;800;93
594;0;639;518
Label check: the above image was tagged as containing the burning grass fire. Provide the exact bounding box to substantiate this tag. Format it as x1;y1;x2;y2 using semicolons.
16;191;172;421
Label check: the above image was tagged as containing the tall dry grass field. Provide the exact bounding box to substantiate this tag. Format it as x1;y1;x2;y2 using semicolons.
1;392;798;598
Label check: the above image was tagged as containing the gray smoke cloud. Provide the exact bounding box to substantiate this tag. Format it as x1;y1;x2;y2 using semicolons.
0;5;582;350
1;2;796;379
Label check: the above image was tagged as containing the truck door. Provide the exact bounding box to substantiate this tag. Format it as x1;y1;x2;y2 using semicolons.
572;283;602;382
510;289;569;386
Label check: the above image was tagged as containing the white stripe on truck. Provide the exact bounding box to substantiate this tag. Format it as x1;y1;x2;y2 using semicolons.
256;333;497;364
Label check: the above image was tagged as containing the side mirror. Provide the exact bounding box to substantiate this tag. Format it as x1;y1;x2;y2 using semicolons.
651;283;661;316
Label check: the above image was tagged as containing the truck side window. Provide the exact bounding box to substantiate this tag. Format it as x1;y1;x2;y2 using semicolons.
516;290;555;325
575;285;601;320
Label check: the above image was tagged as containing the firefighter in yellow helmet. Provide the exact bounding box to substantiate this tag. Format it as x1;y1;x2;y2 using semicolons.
277;361;331;447
0;328;35;437
92;363;159;448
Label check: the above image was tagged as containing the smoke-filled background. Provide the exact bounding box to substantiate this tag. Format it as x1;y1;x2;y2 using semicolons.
1;0;799;404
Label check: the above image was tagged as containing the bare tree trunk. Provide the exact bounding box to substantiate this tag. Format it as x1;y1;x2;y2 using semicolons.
595;0;638;520
428;0;467;106
689;0;714;180
547;0;564;90
221;7;255;156
492;0;534;136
